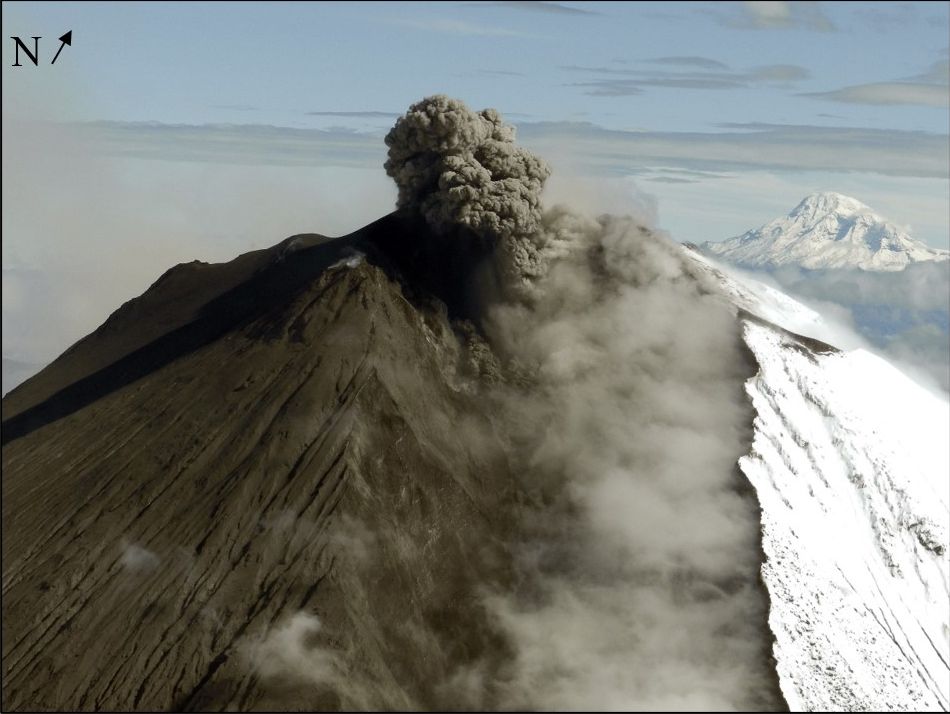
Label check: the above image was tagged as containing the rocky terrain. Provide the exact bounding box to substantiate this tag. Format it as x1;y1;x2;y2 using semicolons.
2;215;526;711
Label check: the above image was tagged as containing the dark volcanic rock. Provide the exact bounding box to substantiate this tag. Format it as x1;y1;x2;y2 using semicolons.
1;217;519;711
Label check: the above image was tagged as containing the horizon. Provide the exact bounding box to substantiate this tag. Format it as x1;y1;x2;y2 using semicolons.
2;0;949;386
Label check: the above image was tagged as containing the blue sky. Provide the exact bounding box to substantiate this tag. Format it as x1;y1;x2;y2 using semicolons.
3;1;948;132
2;1;949;380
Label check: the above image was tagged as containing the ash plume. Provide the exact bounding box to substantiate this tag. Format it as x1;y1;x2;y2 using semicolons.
384;95;557;294
381;95;784;710
384;95;549;244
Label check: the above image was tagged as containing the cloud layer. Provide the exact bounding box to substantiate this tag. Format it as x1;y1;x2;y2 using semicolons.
563;61;810;95
63;118;950;179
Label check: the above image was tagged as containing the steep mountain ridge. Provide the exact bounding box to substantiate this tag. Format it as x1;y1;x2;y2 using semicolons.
1;211;492;444
2;233;520;711
702;193;949;271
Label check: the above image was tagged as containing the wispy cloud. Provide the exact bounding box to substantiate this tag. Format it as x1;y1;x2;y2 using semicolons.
305;110;400;118
647;176;701;184
477;69;526;76
705;1;836;32
802;83;948;108
464;1;599;16
568;80;644;97
852;2;944;33
74;121;388;167
69;119;950;180
907;59;950;85
644;56;731;70
627;166;731;182
562;62;810;95
802;57;949;108
386;16;533;37
519;121;949;178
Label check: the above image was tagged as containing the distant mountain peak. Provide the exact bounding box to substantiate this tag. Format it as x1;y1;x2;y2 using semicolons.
703;193;949;271
791;192;871;217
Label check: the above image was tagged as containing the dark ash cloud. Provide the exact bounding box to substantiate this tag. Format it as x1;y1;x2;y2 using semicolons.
383;95;550;250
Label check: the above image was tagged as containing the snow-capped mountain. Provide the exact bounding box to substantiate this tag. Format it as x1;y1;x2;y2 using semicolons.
687;248;950;711
702;193;950;271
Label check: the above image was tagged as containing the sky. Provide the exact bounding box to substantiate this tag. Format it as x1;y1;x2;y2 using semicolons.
2;1;949;385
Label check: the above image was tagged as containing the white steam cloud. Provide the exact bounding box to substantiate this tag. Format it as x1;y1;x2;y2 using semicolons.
246;612;340;687
119;541;160;573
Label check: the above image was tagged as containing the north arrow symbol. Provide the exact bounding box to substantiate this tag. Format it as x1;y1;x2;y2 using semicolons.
50;30;71;65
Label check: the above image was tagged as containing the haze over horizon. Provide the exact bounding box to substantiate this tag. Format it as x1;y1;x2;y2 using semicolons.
2;1;949;389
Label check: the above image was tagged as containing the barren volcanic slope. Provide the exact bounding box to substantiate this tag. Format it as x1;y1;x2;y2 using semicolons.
1;215;527;711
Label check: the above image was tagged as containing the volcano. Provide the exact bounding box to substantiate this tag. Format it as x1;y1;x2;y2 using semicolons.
4;96;946;713
1;213;526;711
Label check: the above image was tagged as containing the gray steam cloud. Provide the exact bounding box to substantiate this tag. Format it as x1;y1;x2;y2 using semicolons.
246;612;339;686
478;214;782;710
379;96;784;709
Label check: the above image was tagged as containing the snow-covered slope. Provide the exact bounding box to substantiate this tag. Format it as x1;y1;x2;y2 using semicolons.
743;322;949;711
685;248;950;711
702;193;949;271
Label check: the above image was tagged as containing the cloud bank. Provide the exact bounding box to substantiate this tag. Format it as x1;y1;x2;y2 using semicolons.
63;118;947;180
